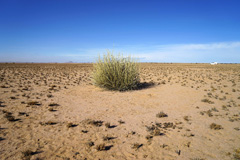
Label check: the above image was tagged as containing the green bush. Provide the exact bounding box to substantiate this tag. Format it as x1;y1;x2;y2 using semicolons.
92;51;140;91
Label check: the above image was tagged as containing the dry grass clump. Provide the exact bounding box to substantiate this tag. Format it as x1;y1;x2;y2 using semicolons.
183;116;191;121
67;122;74;128
233;148;240;160
66;122;77;128
86;141;94;147
0;101;5;107
48;103;59;106
96;143;106;151
0;85;8;88
201;107;220;117
10;96;16;100
156;111;168;118
48;107;55;112
104;122;116;128
5;114;16;121
81;130;88;133
118;119;125;124
95;143;113;151
18;112;28;116
47;94;53;98
102;135;115;141
5;115;16;122
3;111;18;122
201;98;214;104
151;128;162;136
27;101;40;105
40;121;57;126
200;110;213;117
92;51;140;91
85;119;103;127
161;122;175;129
45;121;57;125
132;143;143;150
210;123;223;130
22;150;34;160
146;125;164;136
176;149;181;155
105;122;111;128
145;135;153;140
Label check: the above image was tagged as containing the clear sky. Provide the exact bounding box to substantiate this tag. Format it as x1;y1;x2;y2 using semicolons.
0;0;240;63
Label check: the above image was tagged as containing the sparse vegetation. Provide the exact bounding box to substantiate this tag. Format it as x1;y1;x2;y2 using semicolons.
48;107;54;112
105;122;111;128
1;63;240;159
156;111;168;118
102;135;115;141
210;123;223;130
146;124;165;136
233;148;240;160
40;121;57;125
92;51;140;91
27;101;40;105
201;98;214;104
48;103;59;106
118;120;125;124
3;111;18;122
67;122;74;128
47;94;53;98
145;135;153;140
183;116;190;121
85;119;103;127
132;143;143;150
22;150;34;160
86;141;94;147
96;143;106;151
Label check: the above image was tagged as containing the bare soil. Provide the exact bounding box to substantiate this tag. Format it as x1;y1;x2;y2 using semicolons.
0;63;239;160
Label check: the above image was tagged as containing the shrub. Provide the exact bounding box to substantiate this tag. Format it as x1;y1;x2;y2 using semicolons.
92;51;140;91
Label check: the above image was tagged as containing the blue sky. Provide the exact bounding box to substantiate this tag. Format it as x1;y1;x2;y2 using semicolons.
0;0;240;63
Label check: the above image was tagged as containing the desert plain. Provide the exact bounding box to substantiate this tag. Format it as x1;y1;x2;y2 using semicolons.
0;63;239;160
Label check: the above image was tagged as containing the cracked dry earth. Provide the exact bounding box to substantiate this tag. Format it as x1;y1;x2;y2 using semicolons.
0;63;240;160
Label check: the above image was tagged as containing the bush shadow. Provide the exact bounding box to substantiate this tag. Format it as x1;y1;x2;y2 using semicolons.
135;82;155;91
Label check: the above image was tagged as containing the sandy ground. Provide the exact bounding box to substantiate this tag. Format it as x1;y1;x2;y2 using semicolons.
0;63;240;160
